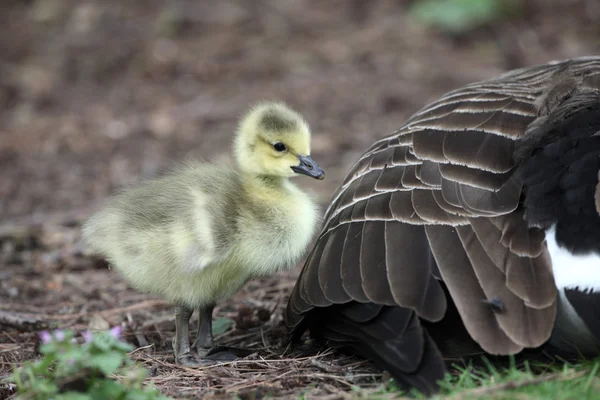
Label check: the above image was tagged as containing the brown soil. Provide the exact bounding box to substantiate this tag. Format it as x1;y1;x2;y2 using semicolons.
1;1;599;398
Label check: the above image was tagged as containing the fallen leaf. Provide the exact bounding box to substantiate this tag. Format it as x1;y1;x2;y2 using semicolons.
212;317;234;335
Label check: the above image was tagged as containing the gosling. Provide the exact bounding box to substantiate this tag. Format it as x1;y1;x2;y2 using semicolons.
82;102;324;366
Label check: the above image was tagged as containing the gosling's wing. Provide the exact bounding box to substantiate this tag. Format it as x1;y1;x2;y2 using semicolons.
81;178;193;264
83;165;236;272
286;56;600;390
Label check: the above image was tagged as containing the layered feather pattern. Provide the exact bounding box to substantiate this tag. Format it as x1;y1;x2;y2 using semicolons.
285;56;600;394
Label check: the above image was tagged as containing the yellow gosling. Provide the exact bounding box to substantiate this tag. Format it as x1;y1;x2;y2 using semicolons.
82;102;324;366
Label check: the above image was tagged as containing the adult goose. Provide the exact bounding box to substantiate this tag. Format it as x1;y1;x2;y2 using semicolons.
285;56;600;394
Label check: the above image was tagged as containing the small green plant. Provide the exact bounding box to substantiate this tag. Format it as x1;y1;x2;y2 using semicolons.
6;327;171;400
409;0;520;34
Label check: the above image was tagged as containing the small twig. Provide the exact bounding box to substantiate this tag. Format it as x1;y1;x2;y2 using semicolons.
55;299;169;321
128;344;154;356
259;328;276;355
0;345;21;354
288;372;356;388
140;315;173;328
126;313;149;347
0;300;168;325
315;394;352;400
311;359;344;374
0;310;48;331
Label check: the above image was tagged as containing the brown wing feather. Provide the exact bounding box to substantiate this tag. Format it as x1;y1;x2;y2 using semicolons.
411;189;467;225
389;190;428;224
364;192;395;220
490;213;546;256
375;165;406;191
439;164;513;191
455;225;556;348
359;221;397;304
340;222;370;302
424;224;522;354
318;305;445;395
419;161;443;187
317;224;351;304
456;177;522;215
412;130;447;162
469;217;556;308
432;190;471;218
299;237;331;308
385;222;446;320
442;130;516;173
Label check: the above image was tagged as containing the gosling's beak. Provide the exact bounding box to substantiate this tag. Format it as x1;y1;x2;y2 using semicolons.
291;155;325;180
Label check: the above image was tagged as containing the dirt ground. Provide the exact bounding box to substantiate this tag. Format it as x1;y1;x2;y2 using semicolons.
1;0;599;398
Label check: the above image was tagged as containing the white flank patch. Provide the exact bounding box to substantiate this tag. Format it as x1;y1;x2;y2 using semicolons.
546;225;600;292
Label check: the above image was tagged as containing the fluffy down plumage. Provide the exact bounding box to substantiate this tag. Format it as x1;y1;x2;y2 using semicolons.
84;102;325;365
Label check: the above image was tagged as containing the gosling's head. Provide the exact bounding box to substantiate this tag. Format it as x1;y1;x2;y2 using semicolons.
234;102;325;180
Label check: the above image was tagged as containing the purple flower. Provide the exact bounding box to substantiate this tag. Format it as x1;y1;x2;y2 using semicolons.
109;325;122;339
82;330;93;343
40;330;52;344
54;330;65;342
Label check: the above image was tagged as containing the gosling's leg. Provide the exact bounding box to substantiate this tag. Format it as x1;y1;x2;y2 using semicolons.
172;306;203;366
193;304;253;362
192;303;215;357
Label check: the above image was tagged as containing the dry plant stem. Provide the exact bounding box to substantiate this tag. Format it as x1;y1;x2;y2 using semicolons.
127;312;149;347
0;310;47;330
311;359;345;374
127;344;154;356
129;346;383;397
0;299;168;325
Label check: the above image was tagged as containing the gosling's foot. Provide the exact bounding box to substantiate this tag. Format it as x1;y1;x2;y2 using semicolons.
175;351;217;367
172;334;216;367
200;345;254;362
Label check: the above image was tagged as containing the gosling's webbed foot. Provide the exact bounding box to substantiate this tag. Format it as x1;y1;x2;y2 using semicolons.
192;305;253;363
201;345;254;362
172;306;216;367
176;352;216;367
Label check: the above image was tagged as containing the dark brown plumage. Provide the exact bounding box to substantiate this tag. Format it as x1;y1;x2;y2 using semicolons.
285;57;600;395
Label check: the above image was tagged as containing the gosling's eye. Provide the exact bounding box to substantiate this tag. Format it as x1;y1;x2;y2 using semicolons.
273;142;287;152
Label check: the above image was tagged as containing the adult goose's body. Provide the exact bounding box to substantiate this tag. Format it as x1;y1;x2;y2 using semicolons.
285;56;600;394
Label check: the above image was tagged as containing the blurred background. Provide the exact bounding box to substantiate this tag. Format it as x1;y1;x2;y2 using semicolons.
1;1;600;397
1;0;599;225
